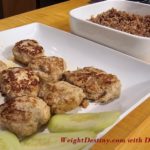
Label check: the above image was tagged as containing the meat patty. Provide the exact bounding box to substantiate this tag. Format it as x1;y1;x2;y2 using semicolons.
0;67;40;98
0;96;50;137
13;39;44;65
63;67;121;103
28;56;66;82
39;81;86;114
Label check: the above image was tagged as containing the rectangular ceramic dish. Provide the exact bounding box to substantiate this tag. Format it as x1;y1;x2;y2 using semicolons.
70;0;150;63
0;23;149;149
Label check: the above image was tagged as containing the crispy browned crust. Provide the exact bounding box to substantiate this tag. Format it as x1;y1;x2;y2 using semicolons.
0;67;40;98
39;81;85;114
63;67;121;103
28;56;66;82
0;96;50;137
13;39;44;65
15;39;43;56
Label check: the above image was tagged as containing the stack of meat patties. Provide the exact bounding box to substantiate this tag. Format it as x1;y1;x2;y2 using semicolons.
0;39;121;138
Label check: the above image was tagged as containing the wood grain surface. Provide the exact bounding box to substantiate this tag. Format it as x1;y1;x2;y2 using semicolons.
0;0;150;149
0;0;88;31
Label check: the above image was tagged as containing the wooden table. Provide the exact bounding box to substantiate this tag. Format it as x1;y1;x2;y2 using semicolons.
0;0;150;149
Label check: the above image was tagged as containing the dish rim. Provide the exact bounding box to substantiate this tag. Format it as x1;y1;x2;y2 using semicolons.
0;23;150;149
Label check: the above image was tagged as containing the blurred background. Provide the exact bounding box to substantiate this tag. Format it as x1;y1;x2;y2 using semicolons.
0;0;150;19
0;0;67;18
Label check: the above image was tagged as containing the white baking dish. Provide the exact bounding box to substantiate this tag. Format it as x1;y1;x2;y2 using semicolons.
0;23;150;149
70;0;150;63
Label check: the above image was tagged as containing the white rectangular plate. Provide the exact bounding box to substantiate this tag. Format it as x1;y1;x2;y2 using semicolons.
0;23;150;148
70;0;150;63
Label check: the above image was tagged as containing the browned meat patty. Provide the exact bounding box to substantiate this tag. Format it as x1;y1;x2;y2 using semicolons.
12;39;44;65
39;81;86;114
63;67;121;103
0;67;40;98
0;96;50;137
28;56;66;83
